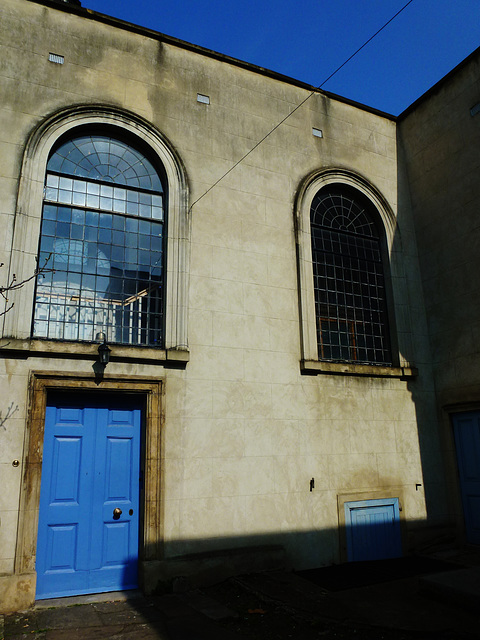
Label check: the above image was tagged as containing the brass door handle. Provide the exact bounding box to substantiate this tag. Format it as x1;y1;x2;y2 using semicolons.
113;508;122;518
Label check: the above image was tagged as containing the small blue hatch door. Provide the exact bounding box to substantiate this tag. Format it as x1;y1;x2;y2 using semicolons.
344;498;402;562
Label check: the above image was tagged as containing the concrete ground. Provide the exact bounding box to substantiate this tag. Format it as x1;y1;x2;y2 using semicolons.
3;549;480;639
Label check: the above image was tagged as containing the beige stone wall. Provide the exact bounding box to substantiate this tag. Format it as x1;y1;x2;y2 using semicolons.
0;0;443;608
399;49;480;533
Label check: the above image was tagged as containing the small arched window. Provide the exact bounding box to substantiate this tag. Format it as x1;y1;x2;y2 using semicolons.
32;133;165;346
310;185;391;365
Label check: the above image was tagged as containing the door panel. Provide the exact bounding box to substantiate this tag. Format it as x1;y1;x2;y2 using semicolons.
36;395;142;599
345;498;402;562
452;411;480;544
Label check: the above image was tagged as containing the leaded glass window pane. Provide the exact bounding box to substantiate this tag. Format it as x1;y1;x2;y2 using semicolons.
32;134;165;347
310;187;391;365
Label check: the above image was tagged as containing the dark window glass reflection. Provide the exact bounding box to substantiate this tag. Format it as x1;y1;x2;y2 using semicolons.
310;187;391;365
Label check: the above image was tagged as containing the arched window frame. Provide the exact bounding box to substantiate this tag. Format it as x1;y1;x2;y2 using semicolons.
3;106;190;355
295;169;414;377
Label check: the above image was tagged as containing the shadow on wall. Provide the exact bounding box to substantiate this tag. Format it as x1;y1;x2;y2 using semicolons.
134;512;418;596
395;132;455;542
97;517;455;637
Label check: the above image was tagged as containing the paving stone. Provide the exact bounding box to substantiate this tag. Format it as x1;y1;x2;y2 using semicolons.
126;600;167;624
43;622;167;640
95;605;149;626
182;589;239;620
151;594;198;618
107;623;168;639
7;633;46;640
166;612;248;640
419;566;480;612
44;625;124;639
235;571;345;619
92;601;134;614
35;605;102;630
4;612;39;636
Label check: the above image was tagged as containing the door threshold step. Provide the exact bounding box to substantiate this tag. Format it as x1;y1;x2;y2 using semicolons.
35;589;142;610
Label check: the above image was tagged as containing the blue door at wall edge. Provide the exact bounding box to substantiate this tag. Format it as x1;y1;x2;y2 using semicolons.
36;394;142;599
344;498;402;562
452;411;480;545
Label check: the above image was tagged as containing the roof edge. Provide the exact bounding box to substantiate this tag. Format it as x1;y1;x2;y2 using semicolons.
26;0;396;121
398;45;480;120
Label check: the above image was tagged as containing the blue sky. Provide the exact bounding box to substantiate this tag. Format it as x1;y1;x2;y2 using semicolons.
85;0;480;115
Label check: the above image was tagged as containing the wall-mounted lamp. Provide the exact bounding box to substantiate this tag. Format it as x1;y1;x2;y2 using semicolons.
96;332;111;366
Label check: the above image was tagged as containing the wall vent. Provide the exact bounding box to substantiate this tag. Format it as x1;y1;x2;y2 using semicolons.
48;53;64;64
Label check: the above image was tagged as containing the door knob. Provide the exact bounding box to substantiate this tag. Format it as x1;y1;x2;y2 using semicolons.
113;508;122;519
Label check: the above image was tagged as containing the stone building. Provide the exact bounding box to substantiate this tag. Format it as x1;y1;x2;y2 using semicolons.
0;0;478;613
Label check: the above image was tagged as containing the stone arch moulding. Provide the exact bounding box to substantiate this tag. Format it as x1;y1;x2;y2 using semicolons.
294;168;413;375
295;168;398;250
4;104;190;351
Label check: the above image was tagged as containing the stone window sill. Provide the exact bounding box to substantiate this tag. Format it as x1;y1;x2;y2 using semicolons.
0;338;189;366
301;360;417;378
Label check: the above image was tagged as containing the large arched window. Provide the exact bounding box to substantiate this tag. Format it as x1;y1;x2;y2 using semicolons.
32;132;166;346
310;185;392;365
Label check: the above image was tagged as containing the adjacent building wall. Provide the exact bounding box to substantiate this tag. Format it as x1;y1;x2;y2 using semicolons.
399;47;480;537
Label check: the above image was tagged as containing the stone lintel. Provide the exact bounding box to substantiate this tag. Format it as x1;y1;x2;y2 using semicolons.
0;338;189;365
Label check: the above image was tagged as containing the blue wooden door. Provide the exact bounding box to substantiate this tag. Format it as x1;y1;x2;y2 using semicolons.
36;394;142;599
452;411;480;545
345;498;402;562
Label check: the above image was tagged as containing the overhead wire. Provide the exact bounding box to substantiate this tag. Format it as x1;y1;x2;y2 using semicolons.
188;0;415;213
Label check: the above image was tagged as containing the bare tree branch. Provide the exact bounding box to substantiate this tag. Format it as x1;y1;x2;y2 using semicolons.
0;254;53;317
0;401;19;430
